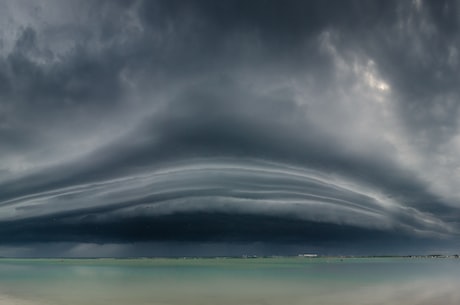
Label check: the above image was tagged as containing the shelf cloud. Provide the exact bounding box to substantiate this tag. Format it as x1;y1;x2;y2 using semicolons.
1;0;460;256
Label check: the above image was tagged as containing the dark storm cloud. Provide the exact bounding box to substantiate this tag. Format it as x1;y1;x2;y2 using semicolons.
1;0;460;256
0;211;423;244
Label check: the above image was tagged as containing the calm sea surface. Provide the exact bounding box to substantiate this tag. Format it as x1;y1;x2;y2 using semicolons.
0;257;459;304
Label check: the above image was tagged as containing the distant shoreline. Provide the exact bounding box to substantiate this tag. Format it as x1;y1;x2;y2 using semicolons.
0;254;458;260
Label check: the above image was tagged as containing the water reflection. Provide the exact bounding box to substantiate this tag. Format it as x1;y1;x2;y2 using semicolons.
0;258;458;305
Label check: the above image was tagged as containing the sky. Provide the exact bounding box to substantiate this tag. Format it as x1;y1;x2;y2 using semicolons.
1;0;460;257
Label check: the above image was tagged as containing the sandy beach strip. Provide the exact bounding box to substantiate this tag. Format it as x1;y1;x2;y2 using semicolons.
0;294;44;305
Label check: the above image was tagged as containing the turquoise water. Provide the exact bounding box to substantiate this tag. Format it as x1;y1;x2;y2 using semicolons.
0;257;459;304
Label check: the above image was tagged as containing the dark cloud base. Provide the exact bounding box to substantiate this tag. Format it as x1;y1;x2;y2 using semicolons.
0;210;448;258
0;211;431;246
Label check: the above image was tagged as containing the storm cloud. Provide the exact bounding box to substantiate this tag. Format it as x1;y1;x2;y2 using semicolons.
1;0;460;256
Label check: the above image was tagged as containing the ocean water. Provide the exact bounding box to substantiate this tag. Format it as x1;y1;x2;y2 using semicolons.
0;257;459;305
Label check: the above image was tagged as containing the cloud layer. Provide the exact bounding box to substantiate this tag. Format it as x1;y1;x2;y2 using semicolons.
1;0;460;256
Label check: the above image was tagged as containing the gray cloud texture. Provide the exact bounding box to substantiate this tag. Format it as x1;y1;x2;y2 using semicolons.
1;0;460;256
